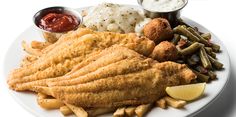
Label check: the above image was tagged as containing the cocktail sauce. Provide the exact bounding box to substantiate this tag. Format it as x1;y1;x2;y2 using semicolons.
39;13;79;32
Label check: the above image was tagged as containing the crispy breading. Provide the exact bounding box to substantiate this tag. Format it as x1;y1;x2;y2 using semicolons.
8;28;155;91
144;18;173;44
36;46;196;108
149;41;178;62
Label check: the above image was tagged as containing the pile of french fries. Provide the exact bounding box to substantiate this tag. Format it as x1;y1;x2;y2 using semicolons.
36;93;187;117
20;40;51;67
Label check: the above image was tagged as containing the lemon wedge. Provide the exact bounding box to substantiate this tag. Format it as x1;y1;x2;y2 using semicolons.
166;83;206;101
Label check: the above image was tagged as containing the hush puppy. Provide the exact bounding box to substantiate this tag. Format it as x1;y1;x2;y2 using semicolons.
150;41;178;62
144;18;173;44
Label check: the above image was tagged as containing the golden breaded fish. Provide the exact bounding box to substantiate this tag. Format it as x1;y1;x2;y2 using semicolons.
8;28;155;91
35;46;196;108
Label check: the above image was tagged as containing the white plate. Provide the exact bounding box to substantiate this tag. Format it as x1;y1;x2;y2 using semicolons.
3;5;230;117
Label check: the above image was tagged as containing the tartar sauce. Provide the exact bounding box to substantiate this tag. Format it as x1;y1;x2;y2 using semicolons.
142;0;185;12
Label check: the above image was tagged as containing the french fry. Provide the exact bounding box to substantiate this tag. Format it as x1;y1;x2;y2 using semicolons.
33;86;53;96
37;93;64;109
125;106;136;117
135;104;152;117
37;98;64;109
164;96;186;108
113;107;125;117
23;55;38;62
60;106;73;116
156;98;167;109
88;108;115;117
66;104;88;117
31;41;51;50
22;41;42;56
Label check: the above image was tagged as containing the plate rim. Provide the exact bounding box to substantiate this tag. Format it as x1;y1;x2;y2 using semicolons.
3;5;231;117
180;17;231;117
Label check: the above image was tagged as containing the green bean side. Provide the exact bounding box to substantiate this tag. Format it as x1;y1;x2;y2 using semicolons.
172;23;223;83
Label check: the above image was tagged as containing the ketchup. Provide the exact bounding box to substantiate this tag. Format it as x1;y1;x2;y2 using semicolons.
39;13;79;32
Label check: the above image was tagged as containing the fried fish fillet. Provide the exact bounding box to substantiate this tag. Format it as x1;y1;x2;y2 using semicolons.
35;46;196;108
8;28;155;91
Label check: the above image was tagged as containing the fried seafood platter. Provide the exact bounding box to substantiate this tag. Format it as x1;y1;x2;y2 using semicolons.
5;2;228;117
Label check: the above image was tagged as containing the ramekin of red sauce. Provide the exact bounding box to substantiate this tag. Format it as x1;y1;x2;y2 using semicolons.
34;6;82;33
33;7;83;43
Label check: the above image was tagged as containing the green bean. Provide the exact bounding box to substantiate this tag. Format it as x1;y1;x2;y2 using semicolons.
199;47;212;69
204;47;213;53
201;33;211;40
210;52;216;59
187;27;210;46
208;55;223;69
204;47;216;58
173;25;200;42
197;73;210;82
179;42;203;55
178;19;191;27
211;43;220;52
171;34;180;45
208;71;217;80
193;70;209;82
193;27;204;35
182;25;187;28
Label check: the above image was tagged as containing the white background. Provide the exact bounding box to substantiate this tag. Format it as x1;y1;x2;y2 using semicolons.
0;0;236;117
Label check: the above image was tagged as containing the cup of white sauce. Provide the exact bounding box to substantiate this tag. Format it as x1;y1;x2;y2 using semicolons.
137;0;188;27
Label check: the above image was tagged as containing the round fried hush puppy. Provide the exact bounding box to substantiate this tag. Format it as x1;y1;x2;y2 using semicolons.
144;18;173;44
150;41;178;62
